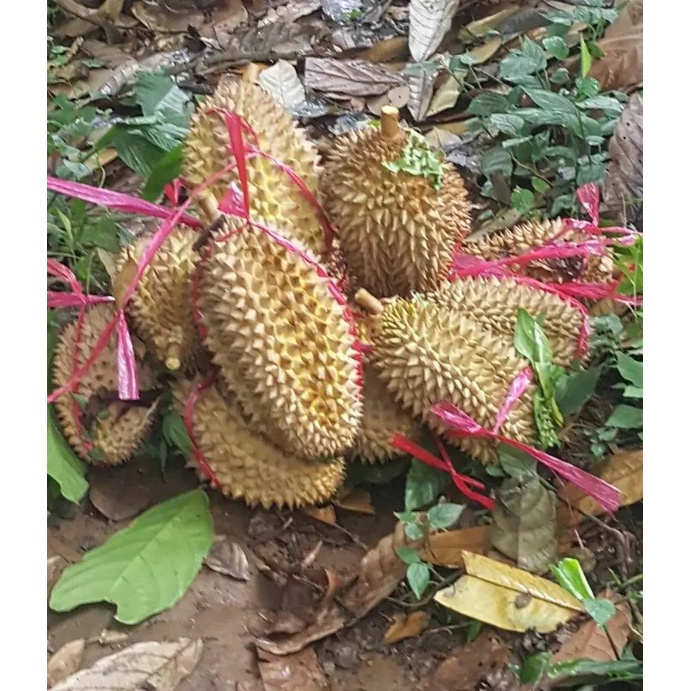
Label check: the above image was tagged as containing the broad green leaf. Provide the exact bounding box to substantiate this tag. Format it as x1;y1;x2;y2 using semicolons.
499;447;537;479
405;459;447;510
543;36;569;60
519;652;552;684
395;546;421;565
47;407;88;504
550;557;594;601
428;503;465;529
511;187;535;215
514;308;538;361
404;521;425;540
111;129;167;179
550;67;571;85
50;490;214;624
584;597;616;627
466;92;512;116
133;72;192;119
407;562;430;599
487;113;526;136
161;408;193;454
140;118;189;154
524;88;578;116
80;217;121;253
481;148;513;177
605;405;643;430
580;35;592;77
577;95;625;114
141;144;184;201
347;457;408;485
499;39;546;81
623;385;643;399
616;352;643;388
546;657;642;682
555;367;601;417
531;176;550;194
575;76;601;98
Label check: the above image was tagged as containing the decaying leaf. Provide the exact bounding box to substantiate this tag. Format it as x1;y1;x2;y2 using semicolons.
384;611;430;644
409;0;461;62
549;591;632;667
422;526;490;566
425;73;462;117
588;29;642;93
257;648;329;691
302;505;338;525
131;0;248;34
603;94;643;229
259;60;308;113
48;555;68;600
459;5;521;41
50;638;203;691
304;58;405;96
48;639;86;688
490;476;558;574
422;630;511;691
434;551;583;633
406;64;440;121
334;488;375;515
204;536;251;581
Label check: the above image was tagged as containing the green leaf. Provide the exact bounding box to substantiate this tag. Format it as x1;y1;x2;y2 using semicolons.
616;352;643;388
141;144;184;201
407;562;430;599
577;95;625;114
531;176;550;194
347;457;409;485
111;129;167;179
395;546;421;565
605;404;642;429
550;67;571;85
545;657;642;683
511;187;535;215
404;521;425;540
133;72;192;119
543;36;569;60
481;148;513;177
580;35;592;77
519;652;552;684
80;217;121;253
466;93;512;116
487;113;527;136
623;385;643;399
47;407;88;504
514;308;538;361
550;557;594;601
499;447;537;479
524;88;578;116
555;366;601;417
161;408;193;454
499;39;547;82
405;459;447;510
49;490;215;624
575;76;601;98
428;503;465;529
584;597;616;627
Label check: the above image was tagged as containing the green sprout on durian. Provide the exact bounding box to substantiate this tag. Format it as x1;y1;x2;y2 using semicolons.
383;130;445;190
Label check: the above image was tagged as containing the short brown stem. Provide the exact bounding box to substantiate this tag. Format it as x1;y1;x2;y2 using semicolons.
380;106;401;140
354;289;384;315
197;193;221;225
165;343;183;371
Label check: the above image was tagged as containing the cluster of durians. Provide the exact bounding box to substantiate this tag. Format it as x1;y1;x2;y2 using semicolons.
51;74;614;509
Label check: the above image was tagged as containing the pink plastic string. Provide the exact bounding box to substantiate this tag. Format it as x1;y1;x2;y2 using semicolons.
493;367;533;435
431;401;621;514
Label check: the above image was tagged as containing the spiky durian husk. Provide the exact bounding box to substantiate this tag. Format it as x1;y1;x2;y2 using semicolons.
51;303;157;465
352;365;422;463
370;297;538;463
178;380;346;509
460;218;615;285
198;220;363;459
182;78;325;256
116;227;200;371
428;277;585;367
321;125;472;297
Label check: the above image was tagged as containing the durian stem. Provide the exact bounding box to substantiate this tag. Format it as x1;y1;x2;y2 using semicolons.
354;289;384;316
381;106;401;140
243;63;261;84
198;193;221;225
165;344;182;371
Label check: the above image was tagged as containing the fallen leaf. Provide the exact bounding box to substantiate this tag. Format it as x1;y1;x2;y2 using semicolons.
204;536;251;581
422;630;512;691
601;0;642;39
384;611;430;644
335;488;375;515
458;5;521;41
131;0;247;34
50;638;203;691
490;476;558;574
97;629;130;645
588;28;642;93
425;73;462;117
425;128;462;150
406;64;439;121
304;58;404;96
302;505;338;525
409;0;461;63
358;36;410;63
257;648;329;691
603;93;643;229
422;526;490;565
434;551;584;633
468;35;504;64
112;253;139;311
259;60;307;112
48;640;86;688
48;555;68;600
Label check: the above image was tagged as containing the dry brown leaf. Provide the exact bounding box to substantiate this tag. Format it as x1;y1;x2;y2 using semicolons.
603;93;643;229
426;73;462;117
304;58;404;97
48;555;68;600
302;505;338;525
383;611;430;644
602;0;642;39
334;488;375;515
257;648;329;691
204;536;251;581
434;551;583;633
425;127;462;150
459;5;521;41
490;476;557;574
48;640;86;688
50;638;203;691
259;60;307;112
409;0;461;63
358;37;409;63
422;526;490;566
131;0;247;34
422;630;512;691
406;64;439;121
112;253;138;311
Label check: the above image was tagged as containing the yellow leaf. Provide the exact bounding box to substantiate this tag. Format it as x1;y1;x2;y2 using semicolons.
335;488;375;515
426;74;462;117
460;7;520;40
422;526;490;566
434;551;583;633
383;611;430;644
302;505;337;525
469;36;503;65
577;449;642;516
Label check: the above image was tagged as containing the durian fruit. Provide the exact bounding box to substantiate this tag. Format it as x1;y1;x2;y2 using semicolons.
182;76;325;257
52;303;158;465
115;227;200;371
368;296;538;464
460;218;615;285
428;277;585;366
176;379;346;509
352;364;422;463
321;106;472;297
198;219;363;459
